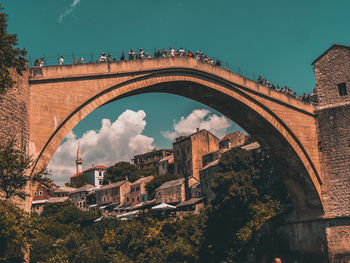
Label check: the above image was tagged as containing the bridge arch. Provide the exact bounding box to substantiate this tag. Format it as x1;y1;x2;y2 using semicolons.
29;59;323;219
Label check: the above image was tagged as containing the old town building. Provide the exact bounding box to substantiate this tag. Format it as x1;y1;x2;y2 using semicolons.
95;180;131;206
83;165;107;186
124;176;154;207
69;145;107;187
158;154;174;175
69;184;95;210
219;131;246;149
133;149;173;168
31;184;53;214
155;177;198;204
202;131;247;167
54;186;77;197
173;129;219;180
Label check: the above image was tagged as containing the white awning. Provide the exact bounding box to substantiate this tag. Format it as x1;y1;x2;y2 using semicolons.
89;204;98;208
151;203;176;210
99;205;107;209
116;210;139;219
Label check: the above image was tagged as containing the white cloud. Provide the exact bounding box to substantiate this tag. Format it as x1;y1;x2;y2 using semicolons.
48;110;154;185
58;0;81;23
161;109;232;141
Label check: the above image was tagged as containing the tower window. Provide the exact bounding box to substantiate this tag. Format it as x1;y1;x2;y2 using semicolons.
338;82;347;96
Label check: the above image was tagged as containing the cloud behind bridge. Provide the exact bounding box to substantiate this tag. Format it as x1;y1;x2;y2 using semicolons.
161;109;231;140
48;109;154;185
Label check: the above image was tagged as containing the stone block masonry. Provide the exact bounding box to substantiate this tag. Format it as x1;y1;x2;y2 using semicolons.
0;69;30;149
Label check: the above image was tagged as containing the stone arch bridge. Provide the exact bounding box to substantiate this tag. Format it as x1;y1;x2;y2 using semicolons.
29;57;322;219
26;54;350;261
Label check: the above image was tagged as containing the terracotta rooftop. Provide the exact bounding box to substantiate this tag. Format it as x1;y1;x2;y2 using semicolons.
83;165;108;173
54;186;77;193
70;184;95;194
173;129;219;144
132;175;154;186
220;131;243;142
46;196;69;203
96;180;127;191
176;197;203;208
156;178;185;191
158;154;174;163
71;172;83;178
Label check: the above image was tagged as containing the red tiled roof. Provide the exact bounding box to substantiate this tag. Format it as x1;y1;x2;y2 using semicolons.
71;172;83;178
84;165;108;173
220;131;242;142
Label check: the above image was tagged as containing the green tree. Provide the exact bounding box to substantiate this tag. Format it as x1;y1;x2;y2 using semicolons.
200;147;290;262
0;200;40;263
0;4;27;95
0;139;50;200
104;162;158;184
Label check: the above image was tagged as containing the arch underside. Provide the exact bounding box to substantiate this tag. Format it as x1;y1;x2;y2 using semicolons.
32;72;324;220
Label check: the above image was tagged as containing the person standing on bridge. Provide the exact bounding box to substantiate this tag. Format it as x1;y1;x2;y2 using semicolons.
100;52;107;62
139;48;145;59
169;46;175;57
120;52;125;61
59;56;64;65
273;258;282;263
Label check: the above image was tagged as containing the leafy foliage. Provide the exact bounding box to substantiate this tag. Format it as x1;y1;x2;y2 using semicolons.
0;200;40;263
0;4;27;95
199;147;290;262
104;162;158;184
0;139;50;200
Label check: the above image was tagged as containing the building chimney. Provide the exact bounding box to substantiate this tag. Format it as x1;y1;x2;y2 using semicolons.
196;128;199;132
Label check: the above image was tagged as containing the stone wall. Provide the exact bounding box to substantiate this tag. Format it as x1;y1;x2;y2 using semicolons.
0;69;30;148
313;45;350;217
314;45;350;109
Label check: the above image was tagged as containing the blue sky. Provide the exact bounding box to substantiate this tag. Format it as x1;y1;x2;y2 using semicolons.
2;0;349;184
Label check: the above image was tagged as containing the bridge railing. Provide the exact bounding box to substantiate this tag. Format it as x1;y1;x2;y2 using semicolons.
28;48;315;103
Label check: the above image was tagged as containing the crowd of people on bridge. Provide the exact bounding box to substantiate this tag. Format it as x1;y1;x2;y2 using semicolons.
33;46;315;103
257;75;316;103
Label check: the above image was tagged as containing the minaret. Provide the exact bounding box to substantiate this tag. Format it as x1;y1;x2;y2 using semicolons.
76;142;83;174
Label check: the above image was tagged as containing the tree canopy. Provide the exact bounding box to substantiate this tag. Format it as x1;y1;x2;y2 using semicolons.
200;147;291;262
0;139;50;200
104;162;158;184
0;4;27;95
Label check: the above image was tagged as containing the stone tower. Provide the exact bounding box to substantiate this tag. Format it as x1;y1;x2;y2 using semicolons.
312;44;350;261
76;143;83;174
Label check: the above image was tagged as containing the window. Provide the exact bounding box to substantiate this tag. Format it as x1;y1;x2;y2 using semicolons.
99;172;102;177
35;192;37;196
137;196;139;201
99;180;102;185
132;197;134;203
39;191;42;196
127;197;129;202
338;82;348;96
